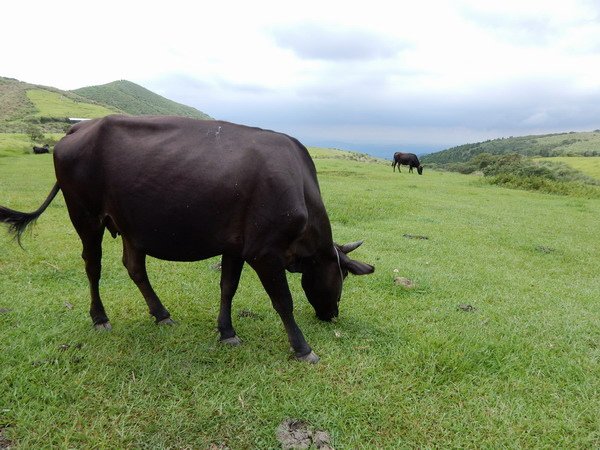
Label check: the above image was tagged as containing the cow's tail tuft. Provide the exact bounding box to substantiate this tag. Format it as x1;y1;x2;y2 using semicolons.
0;183;61;247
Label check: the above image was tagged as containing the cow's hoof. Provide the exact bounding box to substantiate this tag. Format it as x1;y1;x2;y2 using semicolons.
296;351;320;364
94;322;112;331
157;317;176;325
220;336;242;346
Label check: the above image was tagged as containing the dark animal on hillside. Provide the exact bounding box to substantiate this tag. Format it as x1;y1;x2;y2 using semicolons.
392;152;423;175
0;115;374;363
33;144;50;154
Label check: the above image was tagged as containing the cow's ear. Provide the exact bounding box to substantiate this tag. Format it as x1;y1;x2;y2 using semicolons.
338;250;374;275
338;240;364;254
343;258;375;276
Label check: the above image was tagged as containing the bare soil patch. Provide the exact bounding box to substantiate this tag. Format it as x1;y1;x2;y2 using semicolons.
403;234;429;240
0;428;12;449
457;304;476;312
238;309;263;320
276;419;333;449
394;277;415;288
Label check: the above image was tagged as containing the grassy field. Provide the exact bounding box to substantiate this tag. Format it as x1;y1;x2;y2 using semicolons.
541;156;600;180
26;89;117;118
0;134;33;157
0;133;64;157
0;152;599;448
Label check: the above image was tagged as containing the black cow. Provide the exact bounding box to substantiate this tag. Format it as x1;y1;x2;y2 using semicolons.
0;115;374;363
392;152;423;175
33;144;50;154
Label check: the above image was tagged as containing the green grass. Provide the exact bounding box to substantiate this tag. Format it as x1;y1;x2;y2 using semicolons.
26;89;117;118
0;134;33;156
0;153;599;448
0;133;64;157
541;156;600;180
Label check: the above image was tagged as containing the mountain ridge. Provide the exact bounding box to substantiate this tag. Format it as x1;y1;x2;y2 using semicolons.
422;130;600;164
73;80;211;120
0;76;211;133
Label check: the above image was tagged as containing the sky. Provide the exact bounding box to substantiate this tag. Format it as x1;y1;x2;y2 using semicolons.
2;0;600;157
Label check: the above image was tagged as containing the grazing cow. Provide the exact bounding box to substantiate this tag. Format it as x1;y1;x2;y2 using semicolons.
0;115;374;363
33;144;50;154
392;152;423;175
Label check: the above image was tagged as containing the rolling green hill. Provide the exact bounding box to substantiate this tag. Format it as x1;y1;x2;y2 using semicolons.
0;76;103;132
0;76;211;134
73;80;211;120
422;130;600;164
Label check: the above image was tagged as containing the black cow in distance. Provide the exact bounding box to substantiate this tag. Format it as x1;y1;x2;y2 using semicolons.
392;152;423;175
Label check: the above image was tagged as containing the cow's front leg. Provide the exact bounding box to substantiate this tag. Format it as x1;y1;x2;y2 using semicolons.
218;255;244;345
250;257;319;363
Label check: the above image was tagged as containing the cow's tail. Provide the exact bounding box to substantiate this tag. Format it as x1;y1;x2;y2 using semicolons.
0;183;61;246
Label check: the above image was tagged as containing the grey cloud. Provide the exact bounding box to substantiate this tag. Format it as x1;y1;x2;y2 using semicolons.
152;74;274;97
145;73;600;158
269;23;406;61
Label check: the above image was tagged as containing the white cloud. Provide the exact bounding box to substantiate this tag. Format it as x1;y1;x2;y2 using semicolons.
2;0;599;155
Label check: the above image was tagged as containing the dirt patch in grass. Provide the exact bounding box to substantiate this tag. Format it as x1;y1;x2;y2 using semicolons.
208;443;230;450
394;277;415;288
238;310;263;320
0;428;13;449
535;245;556;254
403;234;429;240
276;419;333;449
457;304;477;312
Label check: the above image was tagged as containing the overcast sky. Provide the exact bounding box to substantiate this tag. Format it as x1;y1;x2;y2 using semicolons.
3;0;600;157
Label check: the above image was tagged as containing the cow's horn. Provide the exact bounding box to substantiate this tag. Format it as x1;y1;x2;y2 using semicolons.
339;240;364;254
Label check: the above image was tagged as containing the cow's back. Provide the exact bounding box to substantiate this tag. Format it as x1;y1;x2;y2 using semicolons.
53;115;329;262
394;152;419;166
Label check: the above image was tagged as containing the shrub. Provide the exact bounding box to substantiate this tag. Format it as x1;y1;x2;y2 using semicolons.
26;124;45;144
439;152;600;198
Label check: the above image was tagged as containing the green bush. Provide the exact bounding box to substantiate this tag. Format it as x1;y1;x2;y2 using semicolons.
437;153;600;198
26;124;45;144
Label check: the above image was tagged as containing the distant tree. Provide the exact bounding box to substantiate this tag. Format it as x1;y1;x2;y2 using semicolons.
471;152;495;169
26;124;45;144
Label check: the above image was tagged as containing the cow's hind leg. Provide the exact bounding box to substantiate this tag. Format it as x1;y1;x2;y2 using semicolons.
218;254;244;345
122;239;173;324
76;224;111;329
250;257;318;363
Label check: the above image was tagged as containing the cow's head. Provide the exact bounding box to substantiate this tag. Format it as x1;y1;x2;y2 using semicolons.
300;240;374;321
417;165;424;175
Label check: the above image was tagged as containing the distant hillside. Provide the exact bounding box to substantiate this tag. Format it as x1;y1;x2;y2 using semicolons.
0;76;107;132
0;76;211;133
423;131;600;164
73;80;211;120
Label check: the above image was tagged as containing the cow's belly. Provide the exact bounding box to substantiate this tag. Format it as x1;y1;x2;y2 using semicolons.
145;244;222;262
120;218;244;262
